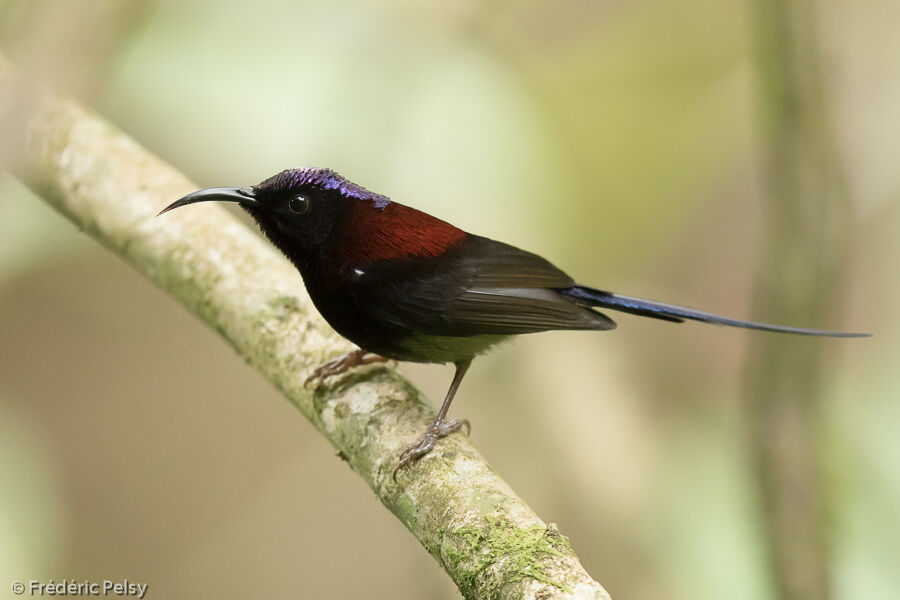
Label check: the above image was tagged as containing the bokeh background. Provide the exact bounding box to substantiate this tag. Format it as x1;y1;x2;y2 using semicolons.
0;1;897;599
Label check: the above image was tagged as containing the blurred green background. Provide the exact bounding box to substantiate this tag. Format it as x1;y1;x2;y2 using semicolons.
0;1;897;599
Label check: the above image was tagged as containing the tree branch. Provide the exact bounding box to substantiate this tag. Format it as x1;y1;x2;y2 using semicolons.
0;52;611;600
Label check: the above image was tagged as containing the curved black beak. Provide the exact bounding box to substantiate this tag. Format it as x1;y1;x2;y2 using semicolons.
157;187;258;216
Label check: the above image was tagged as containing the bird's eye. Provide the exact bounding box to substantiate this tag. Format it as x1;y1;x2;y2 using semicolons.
288;194;310;215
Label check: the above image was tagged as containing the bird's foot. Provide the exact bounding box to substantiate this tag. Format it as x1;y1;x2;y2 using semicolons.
392;418;470;482
304;349;389;387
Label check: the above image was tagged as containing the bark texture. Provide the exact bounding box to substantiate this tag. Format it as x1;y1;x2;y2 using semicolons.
0;52;610;600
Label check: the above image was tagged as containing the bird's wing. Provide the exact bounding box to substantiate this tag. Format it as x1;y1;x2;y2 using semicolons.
358;235;615;336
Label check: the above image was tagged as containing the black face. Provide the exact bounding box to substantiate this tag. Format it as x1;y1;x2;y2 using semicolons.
159;167;391;270
245;181;342;255
245;168;390;257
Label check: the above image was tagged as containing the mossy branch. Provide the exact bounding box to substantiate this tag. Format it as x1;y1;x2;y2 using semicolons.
0;52;611;600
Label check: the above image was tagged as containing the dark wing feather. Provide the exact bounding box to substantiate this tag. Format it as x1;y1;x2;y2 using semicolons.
359;235;615;336
461;236;575;288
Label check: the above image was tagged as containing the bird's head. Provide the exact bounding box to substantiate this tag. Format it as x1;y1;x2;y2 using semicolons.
159;167;392;263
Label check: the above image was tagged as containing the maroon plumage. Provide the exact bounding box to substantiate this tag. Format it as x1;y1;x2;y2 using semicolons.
333;199;467;264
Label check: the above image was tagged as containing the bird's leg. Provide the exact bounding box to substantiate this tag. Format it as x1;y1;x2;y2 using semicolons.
304;348;389;387
393;359;472;482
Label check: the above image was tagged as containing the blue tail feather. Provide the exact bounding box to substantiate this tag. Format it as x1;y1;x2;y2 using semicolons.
563;286;869;338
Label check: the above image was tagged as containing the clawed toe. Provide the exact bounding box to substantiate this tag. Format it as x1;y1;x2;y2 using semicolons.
393;432;436;482
304;359;341;387
304;349;388;387
442;418;470;436
392;418;471;483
